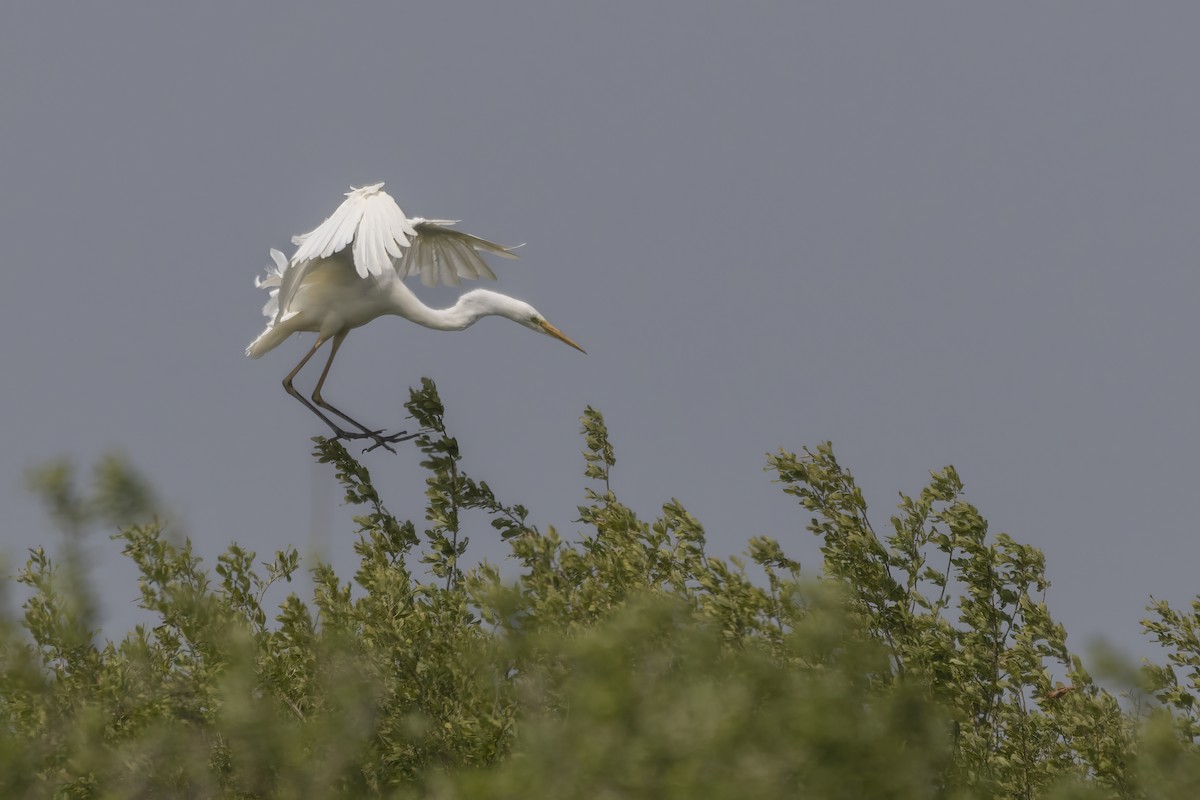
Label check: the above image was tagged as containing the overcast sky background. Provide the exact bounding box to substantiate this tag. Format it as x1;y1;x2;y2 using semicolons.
2;3;1197;660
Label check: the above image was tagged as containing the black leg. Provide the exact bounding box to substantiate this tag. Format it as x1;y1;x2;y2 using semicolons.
283;336;361;439
293;333;418;454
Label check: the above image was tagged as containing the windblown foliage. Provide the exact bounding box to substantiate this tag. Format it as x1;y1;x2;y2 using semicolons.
3;379;1200;798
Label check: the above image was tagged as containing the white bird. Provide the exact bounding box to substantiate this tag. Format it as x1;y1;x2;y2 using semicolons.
248;183;585;452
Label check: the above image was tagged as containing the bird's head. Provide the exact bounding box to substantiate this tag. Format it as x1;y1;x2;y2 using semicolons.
460;290;586;354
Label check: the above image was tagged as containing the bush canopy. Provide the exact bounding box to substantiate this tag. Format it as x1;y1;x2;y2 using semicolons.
5;379;1200;798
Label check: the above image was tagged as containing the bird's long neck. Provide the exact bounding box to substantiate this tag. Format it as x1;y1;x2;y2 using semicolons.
384;280;490;331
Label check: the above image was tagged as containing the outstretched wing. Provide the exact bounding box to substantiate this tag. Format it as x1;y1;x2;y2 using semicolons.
290;183;417;278
289;183;519;287
399;219;520;287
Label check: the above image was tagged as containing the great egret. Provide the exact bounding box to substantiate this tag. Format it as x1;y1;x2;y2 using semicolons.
247;183;585;452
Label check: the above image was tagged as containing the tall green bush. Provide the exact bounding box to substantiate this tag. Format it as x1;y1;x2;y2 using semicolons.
2;379;1199;798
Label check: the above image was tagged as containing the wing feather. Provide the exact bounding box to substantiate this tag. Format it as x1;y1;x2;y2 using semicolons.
351;199;380;277
450;237;483;280
317;191;361;259
418;235;440;287
399;220;517;287
440;249;459;287
436;237;464;285
368;201;390;273
285;186;517;291
446;238;477;280
290;183;417;278
333;197;366;271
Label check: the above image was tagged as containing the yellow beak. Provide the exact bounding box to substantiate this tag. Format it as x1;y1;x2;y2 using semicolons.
538;319;587;354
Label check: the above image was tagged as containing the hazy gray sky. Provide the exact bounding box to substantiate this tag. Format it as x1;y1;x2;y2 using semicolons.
3;3;1197;659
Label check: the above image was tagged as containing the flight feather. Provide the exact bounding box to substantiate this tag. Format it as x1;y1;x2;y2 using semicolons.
289;184;517;287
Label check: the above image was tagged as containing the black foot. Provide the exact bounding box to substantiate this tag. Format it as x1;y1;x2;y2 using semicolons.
362;428;422;454
332;427;422;454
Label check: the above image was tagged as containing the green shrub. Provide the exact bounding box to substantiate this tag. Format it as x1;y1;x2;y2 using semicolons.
2;379;1199;798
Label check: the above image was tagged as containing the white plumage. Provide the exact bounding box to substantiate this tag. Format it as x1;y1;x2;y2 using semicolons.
289;182;516;285
248;183;584;452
